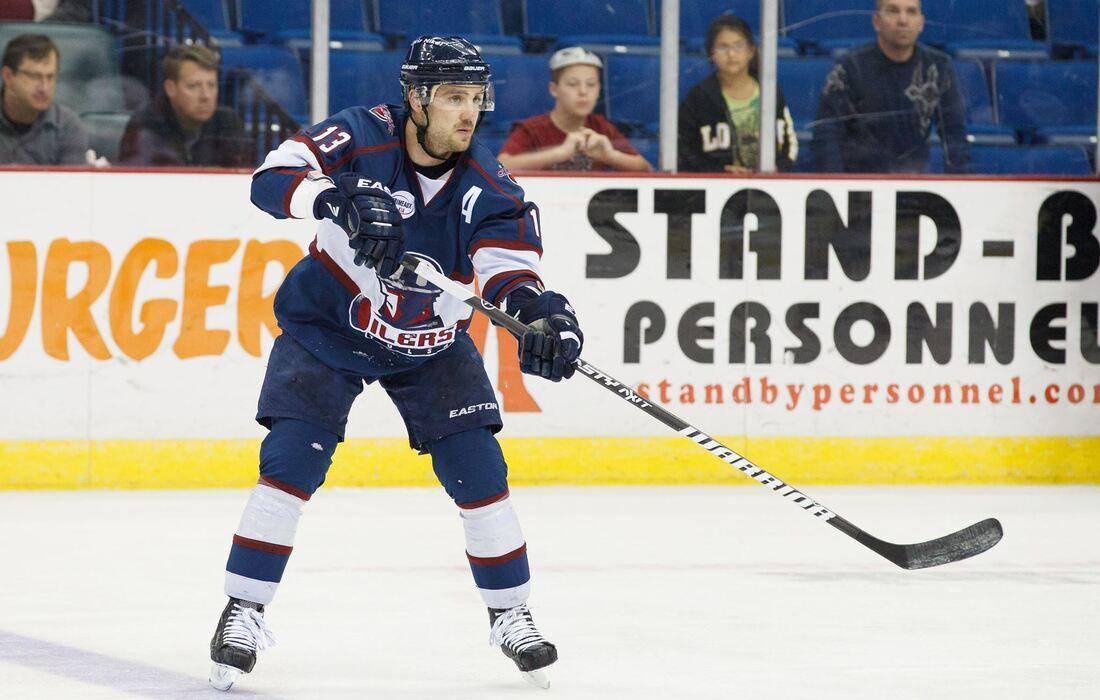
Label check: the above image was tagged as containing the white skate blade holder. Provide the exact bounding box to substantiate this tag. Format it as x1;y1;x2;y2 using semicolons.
209;663;240;691
523;668;551;689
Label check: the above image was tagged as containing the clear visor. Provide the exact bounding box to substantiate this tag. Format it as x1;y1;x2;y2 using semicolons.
409;83;495;112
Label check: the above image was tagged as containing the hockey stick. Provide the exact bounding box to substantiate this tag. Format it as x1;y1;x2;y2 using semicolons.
399;258;1003;570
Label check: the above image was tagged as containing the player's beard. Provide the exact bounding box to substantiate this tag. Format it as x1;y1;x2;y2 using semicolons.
425;119;474;157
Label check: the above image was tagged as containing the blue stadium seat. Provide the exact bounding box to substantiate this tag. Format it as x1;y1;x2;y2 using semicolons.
776;57;834;139
219;46;309;122
377;0;521;53
782;1;875;49
237;0;383;49
996;60;1097;143
930;144;1093;175
914;0;961;46
672;0;798;56
1048;0;1099;57
479;53;556;134
680;0;760;40
800;36;862;57
328;50;405;113
922;0;1048;58
786;1;1047;57
180;0;227;31
604;54;711;133
525;0;660;53
952;59;1014;144
604;55;657;130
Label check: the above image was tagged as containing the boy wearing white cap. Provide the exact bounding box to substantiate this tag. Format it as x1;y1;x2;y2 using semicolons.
498;46;651;172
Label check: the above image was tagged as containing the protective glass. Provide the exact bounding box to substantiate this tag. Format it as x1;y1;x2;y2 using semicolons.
409;83;496;112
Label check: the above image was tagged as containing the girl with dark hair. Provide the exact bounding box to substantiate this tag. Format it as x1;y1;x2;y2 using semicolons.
678;13;797;172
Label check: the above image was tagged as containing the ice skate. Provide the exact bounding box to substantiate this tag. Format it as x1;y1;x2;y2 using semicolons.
489;605;558;689
208;597;275;691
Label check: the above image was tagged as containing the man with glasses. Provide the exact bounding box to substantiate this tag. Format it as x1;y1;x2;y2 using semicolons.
812;0;969;173
0;33;88;165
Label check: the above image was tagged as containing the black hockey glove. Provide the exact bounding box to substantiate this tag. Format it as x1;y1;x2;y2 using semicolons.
509;288;584;382
314;173;406;278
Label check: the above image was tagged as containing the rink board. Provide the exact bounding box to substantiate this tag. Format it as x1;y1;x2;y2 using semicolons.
0;169;1096;488
1;436;1098;489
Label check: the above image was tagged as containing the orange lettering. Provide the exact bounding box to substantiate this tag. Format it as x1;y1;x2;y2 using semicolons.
41;239;112;360
173;239;240;359
679;383;695;403
237;239;302;356
109;238;179;361
495;328;540;412
0;241;37;360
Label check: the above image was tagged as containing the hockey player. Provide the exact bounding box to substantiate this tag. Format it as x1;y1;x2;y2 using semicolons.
207;36;582;691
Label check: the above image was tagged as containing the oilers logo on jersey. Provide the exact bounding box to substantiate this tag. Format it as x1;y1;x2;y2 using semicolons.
347;252;456;357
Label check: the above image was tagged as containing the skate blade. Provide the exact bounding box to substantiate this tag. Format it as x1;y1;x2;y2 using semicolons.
209;663;240;691
522;668;551;689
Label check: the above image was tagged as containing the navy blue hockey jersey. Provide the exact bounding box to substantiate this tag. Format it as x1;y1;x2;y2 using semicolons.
251;103;544;376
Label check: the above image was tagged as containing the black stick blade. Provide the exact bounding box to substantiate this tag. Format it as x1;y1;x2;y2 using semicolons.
865;518;1004;570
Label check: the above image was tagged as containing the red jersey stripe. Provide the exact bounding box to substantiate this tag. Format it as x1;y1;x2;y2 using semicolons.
258;475;312;501
458;489;510;510
308;238;360;294
469;237;543;257
467;543;527;567
233;534;293;556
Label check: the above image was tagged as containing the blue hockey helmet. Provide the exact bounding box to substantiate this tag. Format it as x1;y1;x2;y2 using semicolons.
400;36;495;112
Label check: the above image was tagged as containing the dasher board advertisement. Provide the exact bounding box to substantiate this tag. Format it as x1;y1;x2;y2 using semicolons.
0;171;1096;487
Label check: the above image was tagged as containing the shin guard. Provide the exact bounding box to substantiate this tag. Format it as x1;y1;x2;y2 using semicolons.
461;495;531;608
224;419;337;604
225;483;305;604
428;428;530;608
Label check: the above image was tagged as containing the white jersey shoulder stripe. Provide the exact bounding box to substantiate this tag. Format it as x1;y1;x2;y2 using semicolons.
254;138;324;176
472;247;542;291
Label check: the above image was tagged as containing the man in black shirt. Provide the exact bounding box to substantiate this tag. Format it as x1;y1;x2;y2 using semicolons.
812;0;969;173
119;45;253;167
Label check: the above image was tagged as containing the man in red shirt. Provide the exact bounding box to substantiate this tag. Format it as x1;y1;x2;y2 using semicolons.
498;46;652;172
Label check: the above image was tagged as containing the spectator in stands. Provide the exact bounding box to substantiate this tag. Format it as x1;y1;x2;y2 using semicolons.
498;46;651;172
119;44;252;167
0;1;34;20
812;0;969;173
679;13;797;172
0;0;92;22
0;33;88;164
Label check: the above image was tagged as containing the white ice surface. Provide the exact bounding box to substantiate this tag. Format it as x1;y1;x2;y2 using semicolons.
0;486;1097;699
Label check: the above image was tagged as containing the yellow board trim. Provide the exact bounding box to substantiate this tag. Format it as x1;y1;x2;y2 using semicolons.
1;436;1097;489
